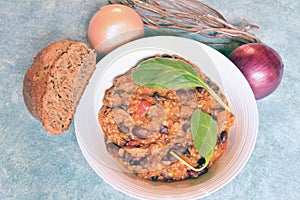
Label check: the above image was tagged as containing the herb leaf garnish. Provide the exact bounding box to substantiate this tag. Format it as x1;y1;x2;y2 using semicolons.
191;109;217;169
132;57;225;171
169;109;217;172
132;57;231;112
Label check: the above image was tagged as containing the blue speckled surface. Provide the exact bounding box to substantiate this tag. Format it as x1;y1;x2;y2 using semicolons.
0;0;299;199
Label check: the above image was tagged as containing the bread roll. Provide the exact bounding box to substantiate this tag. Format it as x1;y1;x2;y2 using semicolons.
23;40;96;134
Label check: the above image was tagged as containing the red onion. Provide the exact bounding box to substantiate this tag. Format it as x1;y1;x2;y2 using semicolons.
229;43;284;100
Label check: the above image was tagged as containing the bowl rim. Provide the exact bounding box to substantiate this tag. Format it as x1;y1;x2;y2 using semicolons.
74;36;258;200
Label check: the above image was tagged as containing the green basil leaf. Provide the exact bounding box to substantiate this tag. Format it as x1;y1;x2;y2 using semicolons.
132;57;231;112
132;57;201;90
191;109;217;168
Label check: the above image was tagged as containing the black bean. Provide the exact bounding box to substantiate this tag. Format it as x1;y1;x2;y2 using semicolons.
117;123;129;133
106;143;121;158
161;54;173;58
206;78;219;93
159;126;169;134
212;115;218;122
132;126;148;139
44;65;49;69
220;131;228;143
197;157;206;167
183;149;191;157
205;77;211;85
138;156;148;166
153;92;160;101
196;87;206;94
118;104;129;111
122;151;132;162
165;178;174;182
212;86;219;93
129;159;140;166
151;176;159;181
182;123;190;132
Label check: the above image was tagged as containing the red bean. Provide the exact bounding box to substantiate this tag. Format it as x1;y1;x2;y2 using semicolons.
151;176;159;181
117;122;129;133
132;126;148;139
106;143;121;158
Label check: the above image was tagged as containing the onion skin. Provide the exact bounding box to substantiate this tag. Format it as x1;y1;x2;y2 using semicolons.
229;43;284;100
88;4;144;54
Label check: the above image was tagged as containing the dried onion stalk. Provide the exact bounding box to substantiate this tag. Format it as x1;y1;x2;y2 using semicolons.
109;0;261;45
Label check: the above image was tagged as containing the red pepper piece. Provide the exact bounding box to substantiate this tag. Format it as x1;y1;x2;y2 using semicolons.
137;100;152;116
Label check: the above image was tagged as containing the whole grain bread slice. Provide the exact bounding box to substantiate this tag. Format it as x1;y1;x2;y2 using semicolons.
23;40;96;134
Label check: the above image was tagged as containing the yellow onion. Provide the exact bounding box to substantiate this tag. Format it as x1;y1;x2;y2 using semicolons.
88;4;144;55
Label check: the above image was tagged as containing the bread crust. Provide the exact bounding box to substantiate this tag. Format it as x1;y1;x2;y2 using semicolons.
23;40;73;120
23;40;96;134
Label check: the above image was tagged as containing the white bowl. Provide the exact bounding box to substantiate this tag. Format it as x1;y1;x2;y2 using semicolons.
74;36;258;199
